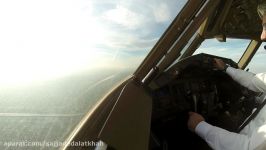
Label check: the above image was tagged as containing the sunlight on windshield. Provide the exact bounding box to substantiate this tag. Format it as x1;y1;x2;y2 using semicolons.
0;0;187;149
0;0;110;85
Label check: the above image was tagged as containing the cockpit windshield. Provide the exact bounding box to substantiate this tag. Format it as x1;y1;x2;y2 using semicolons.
194;39;250;62
0;0;187;149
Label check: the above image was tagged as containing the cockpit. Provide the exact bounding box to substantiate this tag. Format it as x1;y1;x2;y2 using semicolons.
1;0;266;150
150;53;258;149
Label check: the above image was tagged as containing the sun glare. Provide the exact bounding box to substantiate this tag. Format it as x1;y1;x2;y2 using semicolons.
0;0;105;85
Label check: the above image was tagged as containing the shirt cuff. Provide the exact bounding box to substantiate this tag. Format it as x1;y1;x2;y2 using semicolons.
195;121;214;140
225;66;234;74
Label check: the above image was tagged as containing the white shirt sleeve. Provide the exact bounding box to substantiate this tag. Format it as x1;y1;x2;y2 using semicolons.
194;68;266;150
226;67;266;93
195;121;250;150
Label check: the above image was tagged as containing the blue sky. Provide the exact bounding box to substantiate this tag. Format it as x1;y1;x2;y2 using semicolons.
0;0;265;84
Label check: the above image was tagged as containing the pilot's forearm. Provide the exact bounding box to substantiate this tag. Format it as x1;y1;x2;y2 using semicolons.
225;67;259;92
195;121;250;150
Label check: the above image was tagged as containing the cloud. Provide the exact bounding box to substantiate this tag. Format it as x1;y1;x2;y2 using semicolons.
152;3;171;23
90;0;187;53
101;31;158;51
103;5;146;29
0;0;188;83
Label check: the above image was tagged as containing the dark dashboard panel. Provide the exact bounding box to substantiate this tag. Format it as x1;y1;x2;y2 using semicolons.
155;53;238;88
150;53;257;150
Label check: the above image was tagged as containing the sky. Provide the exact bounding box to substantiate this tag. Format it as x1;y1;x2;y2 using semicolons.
0;0;265;85
195;39;266;73
0;0;186;85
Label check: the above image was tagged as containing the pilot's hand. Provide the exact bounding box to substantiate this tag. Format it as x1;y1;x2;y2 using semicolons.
214;58;226;70
187;112;205;132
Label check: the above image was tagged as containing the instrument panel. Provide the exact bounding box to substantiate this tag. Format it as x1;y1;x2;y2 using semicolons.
150;53;257;149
